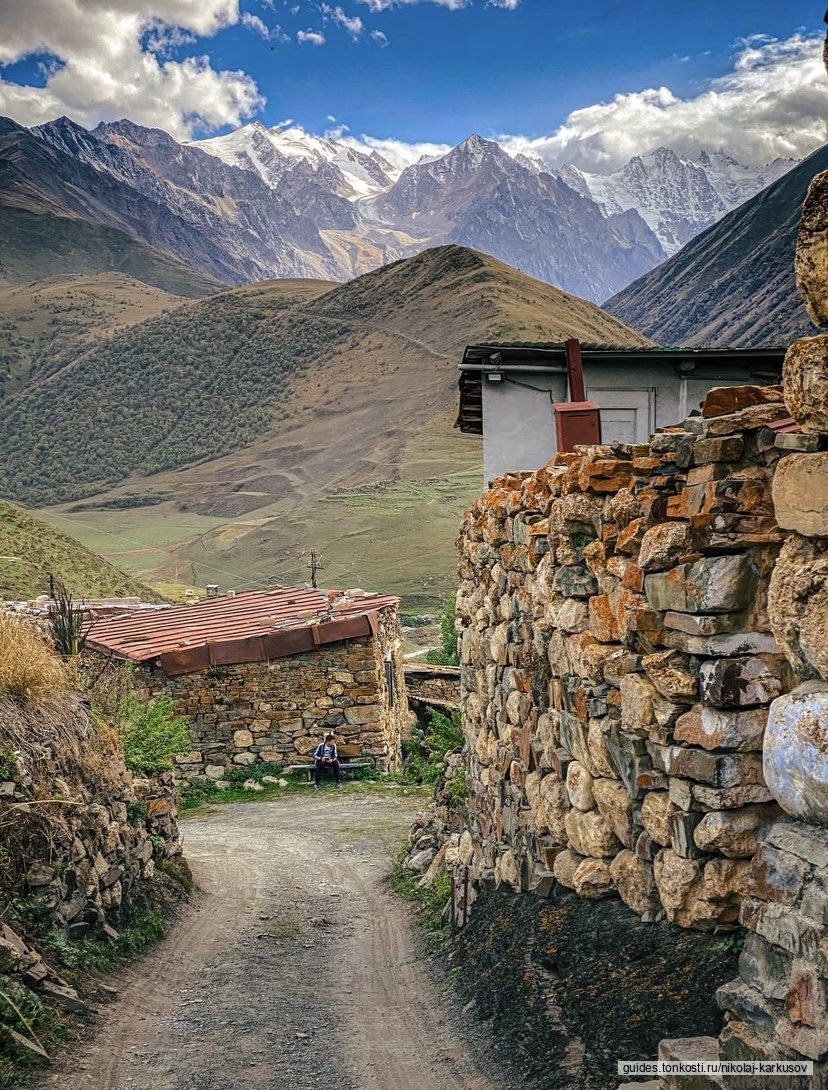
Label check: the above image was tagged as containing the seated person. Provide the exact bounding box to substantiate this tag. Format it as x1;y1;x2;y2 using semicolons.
314;733;341;790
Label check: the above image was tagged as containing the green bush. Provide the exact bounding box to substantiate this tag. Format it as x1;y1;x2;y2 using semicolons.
423;592;459;666
121;695;190;777
404;707;464;784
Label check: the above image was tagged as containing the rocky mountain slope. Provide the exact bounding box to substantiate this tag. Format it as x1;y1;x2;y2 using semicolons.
559;147;794;256
5;114;786;305
0;499;157;600
604;144;828;347
16;246;648;603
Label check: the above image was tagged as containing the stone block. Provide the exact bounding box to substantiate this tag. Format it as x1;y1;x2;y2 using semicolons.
699;655;790;709
751;843;810;905
572;857;615;899
665;631;780;658
552;848;583;890
739;931;793;1001
691;783;774;810
638;522;693;573
642;650;698;703
640;790;672;846
716;979;781;1037
693;435;745;464
593;777;634;847
564;807;621;858
610;850;660;916
565;761;594;811
764;820;828;871
702;385;784;419
675;705;768;752
693;806;779;859
741;898;823;959
649;743;765;788
669;810;705;859
620;673;658;735
658;1036;721;1090
702;402;788;437
768;534;828;682
795;173;828;328
553;564;598;598
773;453;828;537
763;684;828;825
644;554;756;615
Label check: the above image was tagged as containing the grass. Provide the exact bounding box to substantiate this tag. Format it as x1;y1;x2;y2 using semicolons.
0;973;69;1089
0;613;66;705
0;500;159;602
388;846;452;949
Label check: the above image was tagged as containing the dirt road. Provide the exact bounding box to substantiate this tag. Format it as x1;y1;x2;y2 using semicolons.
45;789;499;1090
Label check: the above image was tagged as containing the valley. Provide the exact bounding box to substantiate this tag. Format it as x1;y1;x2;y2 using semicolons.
20;246;647;607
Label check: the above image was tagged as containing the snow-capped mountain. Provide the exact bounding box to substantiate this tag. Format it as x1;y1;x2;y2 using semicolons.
557;147;796;255
0;114;801;303
190;120;399;200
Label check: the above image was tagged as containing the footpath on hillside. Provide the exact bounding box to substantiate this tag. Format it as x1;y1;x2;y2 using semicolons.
43;791;500;1090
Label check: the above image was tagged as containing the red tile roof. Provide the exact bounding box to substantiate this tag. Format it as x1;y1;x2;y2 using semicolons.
86;587;399;676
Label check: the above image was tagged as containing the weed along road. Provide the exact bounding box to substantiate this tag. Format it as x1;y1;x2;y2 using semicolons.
45;789;497;1090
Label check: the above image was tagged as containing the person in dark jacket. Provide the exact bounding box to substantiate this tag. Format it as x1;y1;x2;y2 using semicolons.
314;733;341;790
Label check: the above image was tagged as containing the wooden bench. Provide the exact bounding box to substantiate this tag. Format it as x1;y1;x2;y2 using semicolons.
290;745;375;783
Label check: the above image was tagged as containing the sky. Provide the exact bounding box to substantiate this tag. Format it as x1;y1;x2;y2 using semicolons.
0;0;825;172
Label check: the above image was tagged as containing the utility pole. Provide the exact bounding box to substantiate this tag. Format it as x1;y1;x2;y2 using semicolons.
307;547;323;589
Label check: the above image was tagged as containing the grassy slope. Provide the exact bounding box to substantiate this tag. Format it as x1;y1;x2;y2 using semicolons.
0;273;194;394
604;145;828;347
31;246;648;607
0;207;222;297
0;500;160;601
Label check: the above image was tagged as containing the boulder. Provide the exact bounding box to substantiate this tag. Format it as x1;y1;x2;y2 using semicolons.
552;849;583;890
763;683;828;825
768;534;828;681
610;850;660;916
795;171;828;328
784;335;828;432
565;761;595;811
564;807;621;858
773;453;828;537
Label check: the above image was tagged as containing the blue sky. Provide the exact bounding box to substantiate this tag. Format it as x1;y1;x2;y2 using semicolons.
212;0;823;145
0;1;825;170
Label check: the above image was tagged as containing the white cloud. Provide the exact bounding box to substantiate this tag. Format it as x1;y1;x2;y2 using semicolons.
241;12;270;38
341;32;828;173
322;5;364;38
339;132;451;168
0;0;263;138
297;29;326;45
370;29;389;47
498;33;828;171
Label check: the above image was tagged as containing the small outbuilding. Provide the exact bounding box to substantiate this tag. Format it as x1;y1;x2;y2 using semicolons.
456;340;786;482
86;587;408;779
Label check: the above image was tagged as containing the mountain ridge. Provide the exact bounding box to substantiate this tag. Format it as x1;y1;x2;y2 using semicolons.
604;144;828;347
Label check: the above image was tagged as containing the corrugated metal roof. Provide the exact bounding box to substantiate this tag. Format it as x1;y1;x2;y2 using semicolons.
87;587;399;675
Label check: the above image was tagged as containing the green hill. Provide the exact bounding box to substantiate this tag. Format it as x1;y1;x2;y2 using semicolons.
18;246;649;606
0;500;160;601
0;247;646;507
0;207;222;297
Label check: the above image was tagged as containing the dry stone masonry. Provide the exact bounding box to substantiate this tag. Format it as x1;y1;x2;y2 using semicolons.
131;610;408;780
454;337;828;1079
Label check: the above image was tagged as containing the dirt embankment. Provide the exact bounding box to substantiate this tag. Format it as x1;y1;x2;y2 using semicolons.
453;882;739;1090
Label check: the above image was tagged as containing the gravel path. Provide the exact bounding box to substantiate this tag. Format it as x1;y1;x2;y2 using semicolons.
44;789;497;1090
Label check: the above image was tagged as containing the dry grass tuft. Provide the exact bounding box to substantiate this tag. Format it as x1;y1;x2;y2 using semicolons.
0;613;66;706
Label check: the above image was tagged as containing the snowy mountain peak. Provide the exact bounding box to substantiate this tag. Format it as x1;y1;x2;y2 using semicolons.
189;122;398;200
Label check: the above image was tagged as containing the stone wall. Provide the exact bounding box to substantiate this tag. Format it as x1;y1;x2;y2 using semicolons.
403;663;461;709
0;696;182;938
130;610;408;779
455;370;828;1081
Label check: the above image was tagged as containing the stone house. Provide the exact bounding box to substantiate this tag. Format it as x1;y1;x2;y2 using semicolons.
456;340;786;483
86;587;409;779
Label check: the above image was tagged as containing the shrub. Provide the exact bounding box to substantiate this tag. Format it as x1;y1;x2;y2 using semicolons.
0;613;65;705
404;707;464;784
423;592;459;666
120;695;190;776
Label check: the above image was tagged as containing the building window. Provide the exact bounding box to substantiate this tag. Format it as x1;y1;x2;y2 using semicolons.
384;653;395;707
